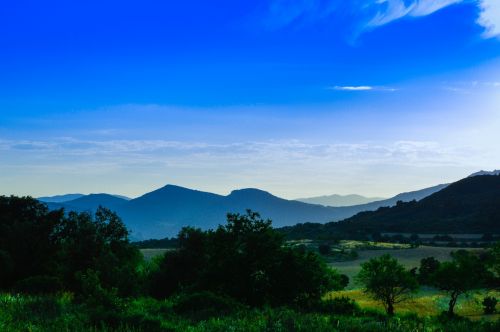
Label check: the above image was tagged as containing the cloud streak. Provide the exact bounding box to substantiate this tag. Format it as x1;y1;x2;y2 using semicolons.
329;85;397;92
266;0;500;39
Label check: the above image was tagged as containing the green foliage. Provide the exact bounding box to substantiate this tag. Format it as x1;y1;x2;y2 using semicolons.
418;256;440;285
0;196;64;289
55;207;143;296
0;196;143;300
150;210;345;307
14;275;62;294
356;254;418;316
3;294;500;332
482;296;497;314
432;250;487;315
172;291;245;321
319;296;360;315
318;243;331;255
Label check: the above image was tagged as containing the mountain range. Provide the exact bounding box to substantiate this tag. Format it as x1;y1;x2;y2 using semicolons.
328;174;500;234
41;182;450;239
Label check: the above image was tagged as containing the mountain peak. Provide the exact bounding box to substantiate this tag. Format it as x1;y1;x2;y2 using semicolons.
468;170;500;177
228;188;275;198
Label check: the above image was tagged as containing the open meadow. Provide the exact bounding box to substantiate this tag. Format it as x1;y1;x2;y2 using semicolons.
328;245;486;283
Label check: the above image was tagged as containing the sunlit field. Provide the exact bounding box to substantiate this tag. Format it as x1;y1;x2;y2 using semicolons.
326;289;500;320
329;245;485;283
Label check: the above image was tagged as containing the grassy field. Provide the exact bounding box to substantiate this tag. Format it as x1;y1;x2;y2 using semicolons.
140;248;170;261
329;245;485;284
326;288;500;320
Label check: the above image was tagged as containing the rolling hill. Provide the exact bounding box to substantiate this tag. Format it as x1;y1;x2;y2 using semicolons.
281;175;500;238
43;181;450;239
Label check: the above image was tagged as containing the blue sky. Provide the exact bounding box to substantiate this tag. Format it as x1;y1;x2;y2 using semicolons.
1;0;500;198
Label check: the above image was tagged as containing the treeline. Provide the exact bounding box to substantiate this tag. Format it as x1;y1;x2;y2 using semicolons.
0;196;346;308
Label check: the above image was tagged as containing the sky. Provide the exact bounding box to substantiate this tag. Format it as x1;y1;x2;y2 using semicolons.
1;0;500;199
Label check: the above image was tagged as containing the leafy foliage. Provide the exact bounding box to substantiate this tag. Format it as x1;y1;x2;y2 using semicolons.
150;210;346;307
356;254;418;315
0;196;141;297
432;250;488;315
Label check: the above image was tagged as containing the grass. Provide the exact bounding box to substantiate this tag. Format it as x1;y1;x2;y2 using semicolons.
326;289;500;320
329;245;485;284
140;248;171;261
2;293;499;332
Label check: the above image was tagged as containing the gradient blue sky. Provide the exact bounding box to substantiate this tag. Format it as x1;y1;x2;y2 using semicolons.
1;0;500;199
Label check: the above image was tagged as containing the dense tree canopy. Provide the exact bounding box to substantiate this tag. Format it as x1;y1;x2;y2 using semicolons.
150;210;346;307
0;196;141;296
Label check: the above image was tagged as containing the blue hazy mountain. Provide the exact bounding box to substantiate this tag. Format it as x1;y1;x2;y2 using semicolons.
38;194;86;203
296;194;386;207
43;181;450;239
39;193;130;203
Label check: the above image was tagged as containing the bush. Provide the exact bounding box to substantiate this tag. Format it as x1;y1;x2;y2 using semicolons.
173;291;245;321
319;296;360;315
14;275;62;294
482;296;497;314
318;244;331;255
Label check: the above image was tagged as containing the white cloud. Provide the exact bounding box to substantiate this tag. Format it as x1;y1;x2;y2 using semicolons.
367;0;462;28
331;85;374;91
265;0;500;40
478;0;500;38
329;85;397;91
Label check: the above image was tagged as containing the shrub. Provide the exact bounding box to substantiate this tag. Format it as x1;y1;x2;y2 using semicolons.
318;244;331;255
319;296;360;315
172;291;245;321
14;275;62;294
482;296;497;314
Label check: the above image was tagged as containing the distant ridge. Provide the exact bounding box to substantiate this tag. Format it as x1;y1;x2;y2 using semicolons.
296;194;386;207
38;194;85;203
468;169;500;177
334;174;500;233
42;180;451;239
39;193;130;203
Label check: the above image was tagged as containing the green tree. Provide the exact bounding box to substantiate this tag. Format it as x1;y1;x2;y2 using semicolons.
418;256;440;285
432;250;486;316
55;207;142;296
356;254;418;316
0;196;64;290
150;210;346;307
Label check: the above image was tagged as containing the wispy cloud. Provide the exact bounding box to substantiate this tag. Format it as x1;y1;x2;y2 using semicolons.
367;0;462;28
1;136;495;198
329;85;397;92
266;0;500;39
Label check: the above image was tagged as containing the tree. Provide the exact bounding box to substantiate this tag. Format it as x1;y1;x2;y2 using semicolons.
432;250;486;316
150;210;346;307
418;256;440;285
356;254;418;316
55;207;142;296
0;196;64;290
318;244;331;256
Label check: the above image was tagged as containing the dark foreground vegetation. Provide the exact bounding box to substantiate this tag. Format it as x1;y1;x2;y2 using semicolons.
1;195;500;331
